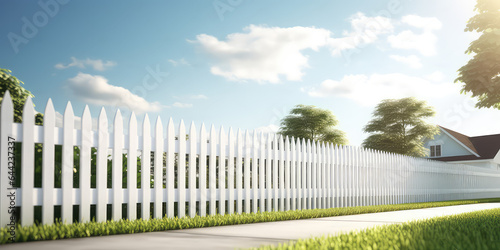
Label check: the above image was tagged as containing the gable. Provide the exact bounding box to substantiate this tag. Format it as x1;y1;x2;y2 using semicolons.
424;130;475;158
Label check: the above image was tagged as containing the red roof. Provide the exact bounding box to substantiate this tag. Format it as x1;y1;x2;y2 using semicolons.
432;126;500;162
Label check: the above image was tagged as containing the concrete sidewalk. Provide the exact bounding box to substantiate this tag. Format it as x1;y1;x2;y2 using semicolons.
4;203;500;250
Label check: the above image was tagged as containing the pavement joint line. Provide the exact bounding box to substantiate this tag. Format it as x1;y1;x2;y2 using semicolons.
164;231;296;242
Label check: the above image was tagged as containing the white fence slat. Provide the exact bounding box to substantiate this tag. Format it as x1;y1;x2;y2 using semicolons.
266;134;272;212
306;140;311;209
166;118;175;218
96;108;109;222
209;125;217;215
290;137;296;211
284;136;290;211
259;132;265;213
21;97;35;226
112;110;124;221
236;129;243;214
141;114;151;220
295;138;301;211
153;117;163;219
127;112;138;221
301;138;307;210
218;126;226;215
188;122;197;217
0;91;13;228
178;120;187;218
243;130;250;213
61;101;74;224
272;135;278;211
199;123;207;217
311;141;316;210
42;99;55;225
227;128;234;215
79;106;92;223
251;130;258;213
279;135;284;211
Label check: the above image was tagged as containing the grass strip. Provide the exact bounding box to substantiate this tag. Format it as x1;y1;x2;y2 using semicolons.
255;207;500;250
1;198;499;244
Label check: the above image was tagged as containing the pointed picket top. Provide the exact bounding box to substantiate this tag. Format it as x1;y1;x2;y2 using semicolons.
23;96;35;117
63;101;74;125
166;117;174;137
229;127;234;146
114;109;123;133
200;122;206;139
189;121;196;140
43;98;55;125
98;107;108;130
1;90;13;120
129;112;137;131
155;116;163;134
82;105;91;131
179;119;186;135
244;129;250;147
2;90;12;105
210;124;216;143
237;128;243;147
219;125;225;140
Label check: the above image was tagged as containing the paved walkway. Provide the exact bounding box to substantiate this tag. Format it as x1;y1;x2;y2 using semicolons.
4;203;500;250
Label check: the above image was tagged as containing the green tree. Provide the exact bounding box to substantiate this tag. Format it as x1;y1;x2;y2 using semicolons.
363;97;438;157
278;104;348;145
455;0;500;108
0;68;43;124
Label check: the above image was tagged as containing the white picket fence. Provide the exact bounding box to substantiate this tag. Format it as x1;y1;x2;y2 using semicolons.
1;91;500;228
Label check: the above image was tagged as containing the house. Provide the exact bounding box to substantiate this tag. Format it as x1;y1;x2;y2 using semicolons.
423;126;500;170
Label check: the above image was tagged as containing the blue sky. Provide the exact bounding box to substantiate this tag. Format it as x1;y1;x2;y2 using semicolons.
2;0;499;146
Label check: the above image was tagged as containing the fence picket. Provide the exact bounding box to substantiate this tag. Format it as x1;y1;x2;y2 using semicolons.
97;108;109;222
154;117;163;219
127;112;138;221
80;106;92;223
218;126;226;215
227;128;235;215
278;135;284;211
209;125;217;215
251;130;258;213
42;99;55;225
166;118;175;218
178;120;187;218
243;130;250;213
112;110;124;221
199;123;207;217
284;136;290;211
141;114;151;220
21;97;35;226
61;101;74;224
236;129;243;214
0;91;13;227
188;122;197;217
259;132;265;213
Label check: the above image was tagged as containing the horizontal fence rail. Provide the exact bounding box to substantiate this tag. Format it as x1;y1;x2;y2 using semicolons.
1;91;500;228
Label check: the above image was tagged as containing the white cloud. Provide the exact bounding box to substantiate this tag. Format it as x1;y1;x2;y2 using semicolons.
192;13;392;83
172;102;193;108
329;13;393;55
66;73;164;113
388;15;442;56
424;71;446;82
55;57;116;71
190;94;208;100
168;58;190;66
307;73;460;106
389;55;422;69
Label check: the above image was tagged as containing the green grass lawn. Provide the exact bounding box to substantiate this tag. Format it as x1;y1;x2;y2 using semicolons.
255;207;500;250
2;198;499;244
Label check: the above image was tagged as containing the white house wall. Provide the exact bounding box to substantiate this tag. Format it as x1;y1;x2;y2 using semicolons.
424;131;473;158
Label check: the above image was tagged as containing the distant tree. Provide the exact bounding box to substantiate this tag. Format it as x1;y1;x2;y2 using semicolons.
363;97;438;157
455;0;500;108
0;68;43;124
278;104;348;145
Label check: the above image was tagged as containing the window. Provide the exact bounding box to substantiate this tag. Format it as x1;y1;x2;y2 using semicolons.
430;145;441;157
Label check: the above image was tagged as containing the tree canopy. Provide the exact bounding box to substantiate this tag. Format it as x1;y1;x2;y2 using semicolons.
0;68;42;124
363;97;438;157
455;0;500;109
278;104;348;145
